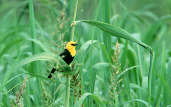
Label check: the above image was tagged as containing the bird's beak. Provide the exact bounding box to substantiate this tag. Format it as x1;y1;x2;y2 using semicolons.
73;43;78;46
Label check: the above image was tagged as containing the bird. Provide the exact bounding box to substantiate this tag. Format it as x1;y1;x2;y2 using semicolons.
48;41;78;78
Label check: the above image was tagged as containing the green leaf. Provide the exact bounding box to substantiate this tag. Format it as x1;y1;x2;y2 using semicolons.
0;52;57;90
76;20;154;97
17;52;57;67
75;93;106;107
80;40;97;51
123;99;151;107
92;62;110;70
77;20;151;50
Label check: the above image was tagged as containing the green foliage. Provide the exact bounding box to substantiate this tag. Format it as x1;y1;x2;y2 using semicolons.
0;0;171;107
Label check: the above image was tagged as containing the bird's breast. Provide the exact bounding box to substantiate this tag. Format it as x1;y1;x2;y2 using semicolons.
69;48;76;57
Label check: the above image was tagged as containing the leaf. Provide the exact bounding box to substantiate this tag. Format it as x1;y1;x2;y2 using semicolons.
77;20;150;49
17;52;57;67
76;20;154;96
75;93;106;107
0;52;58;90
27;38;51;52
117;66;137;79
92;62;111;70
80;40;97;51
0;38;23;58
123;99;151;107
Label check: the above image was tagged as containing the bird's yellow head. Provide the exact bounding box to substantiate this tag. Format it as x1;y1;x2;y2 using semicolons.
66;41;78;57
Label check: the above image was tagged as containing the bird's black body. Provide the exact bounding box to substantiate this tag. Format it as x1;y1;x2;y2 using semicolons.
48;49;74;78
59;49;74;65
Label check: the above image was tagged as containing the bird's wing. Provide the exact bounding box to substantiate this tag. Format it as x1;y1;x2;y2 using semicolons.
59;49;68;57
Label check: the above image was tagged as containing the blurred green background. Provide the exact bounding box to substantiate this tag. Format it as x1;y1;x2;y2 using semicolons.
0;0;171;107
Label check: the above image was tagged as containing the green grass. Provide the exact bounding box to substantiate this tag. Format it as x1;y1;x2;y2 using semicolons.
0;0;171;107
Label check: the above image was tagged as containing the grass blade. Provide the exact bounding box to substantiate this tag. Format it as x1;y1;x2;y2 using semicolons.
76;20;154;97
75;93;106;107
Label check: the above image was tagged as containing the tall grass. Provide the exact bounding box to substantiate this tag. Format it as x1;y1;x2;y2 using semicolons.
0;0;171;107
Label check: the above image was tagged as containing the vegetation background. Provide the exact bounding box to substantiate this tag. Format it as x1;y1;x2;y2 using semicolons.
0;0;171;107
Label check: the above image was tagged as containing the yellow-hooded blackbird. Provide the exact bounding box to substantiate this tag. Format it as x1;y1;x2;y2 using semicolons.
48;41;78;78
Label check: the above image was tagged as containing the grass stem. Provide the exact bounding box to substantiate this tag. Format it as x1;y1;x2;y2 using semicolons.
71;0;78;41
29;0;36;54
148;51;154;102
65;0;79;105
65;75;71;107
29;0;37;72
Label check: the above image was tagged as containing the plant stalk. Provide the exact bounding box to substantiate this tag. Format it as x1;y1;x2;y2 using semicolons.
65;0;78;106
65;75;71;107
29;0;36;54
148;51;154;102
71;0;78;41
29;0;37;73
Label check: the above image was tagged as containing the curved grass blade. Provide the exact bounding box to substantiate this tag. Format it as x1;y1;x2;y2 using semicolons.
75;93;106;107
0;52;58;91
123;99;151;107
17;52;57;67
76;20;154;97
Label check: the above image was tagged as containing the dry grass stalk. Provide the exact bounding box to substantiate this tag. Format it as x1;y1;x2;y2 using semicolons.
110;41;122;104
71;70;82;103
16;77;27;107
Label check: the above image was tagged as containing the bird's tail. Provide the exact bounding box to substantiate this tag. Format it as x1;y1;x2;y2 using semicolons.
48;68;56;78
